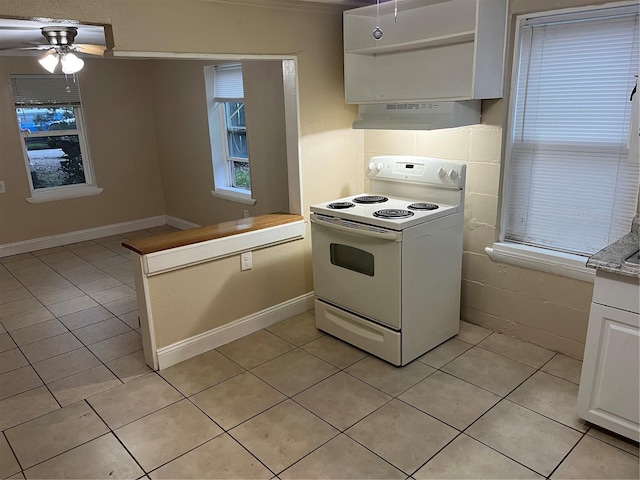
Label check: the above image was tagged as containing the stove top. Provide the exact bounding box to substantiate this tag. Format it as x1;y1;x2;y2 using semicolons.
311;155;465;230
311;194;458;230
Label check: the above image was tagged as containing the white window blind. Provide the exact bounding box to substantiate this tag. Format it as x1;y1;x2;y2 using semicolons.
10;75;81;106
213;64;244;102
505;6;640;256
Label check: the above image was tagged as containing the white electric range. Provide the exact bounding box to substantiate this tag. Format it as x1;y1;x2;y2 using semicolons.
310;155;466;366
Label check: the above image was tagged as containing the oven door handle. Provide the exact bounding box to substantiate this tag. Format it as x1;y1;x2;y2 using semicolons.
310;215;401;241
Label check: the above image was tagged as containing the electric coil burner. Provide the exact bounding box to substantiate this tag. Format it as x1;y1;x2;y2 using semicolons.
310;155;467;366
353;195;388;204
327;202;356;209
373;209;414;219
408;202;439;211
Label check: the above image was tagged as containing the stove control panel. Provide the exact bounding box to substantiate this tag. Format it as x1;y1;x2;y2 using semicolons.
368;155;466;189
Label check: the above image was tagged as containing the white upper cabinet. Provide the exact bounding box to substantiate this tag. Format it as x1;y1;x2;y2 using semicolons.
343;0;508;103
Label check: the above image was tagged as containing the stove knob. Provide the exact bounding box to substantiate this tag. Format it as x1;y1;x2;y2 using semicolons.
368;162;375;172
437;167;447;178
377;162;384;171
448;169;459;180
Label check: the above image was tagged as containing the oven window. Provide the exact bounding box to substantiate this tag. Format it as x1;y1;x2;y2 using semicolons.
330;243;374;276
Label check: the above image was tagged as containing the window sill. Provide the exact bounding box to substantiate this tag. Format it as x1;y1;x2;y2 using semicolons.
26;186;103;204
211;188;256;206
485;242;595;283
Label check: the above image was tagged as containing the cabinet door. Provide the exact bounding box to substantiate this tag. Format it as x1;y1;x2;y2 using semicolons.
577;303;640;441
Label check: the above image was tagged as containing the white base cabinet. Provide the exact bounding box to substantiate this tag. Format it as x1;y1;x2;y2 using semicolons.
577;270;640;442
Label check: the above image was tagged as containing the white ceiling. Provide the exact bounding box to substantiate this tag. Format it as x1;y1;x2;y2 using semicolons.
0;0;377;55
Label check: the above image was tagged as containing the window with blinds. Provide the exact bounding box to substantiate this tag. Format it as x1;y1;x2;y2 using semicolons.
504;4;640;256
208;64;250;192
10;75;96;197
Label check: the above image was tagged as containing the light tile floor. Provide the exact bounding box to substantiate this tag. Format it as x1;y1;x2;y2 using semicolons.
1;229;639;479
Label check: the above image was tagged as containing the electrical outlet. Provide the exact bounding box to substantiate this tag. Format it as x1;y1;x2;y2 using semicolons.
0;181;5;193
243;209;250;218
241;251;252;271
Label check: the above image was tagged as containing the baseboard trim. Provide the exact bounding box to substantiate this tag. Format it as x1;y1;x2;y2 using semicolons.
165;216;201;230
156;292;315;370
0;215;198;258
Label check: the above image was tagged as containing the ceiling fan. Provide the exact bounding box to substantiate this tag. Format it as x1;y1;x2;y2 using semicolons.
1;25;106;74
37;26;106;74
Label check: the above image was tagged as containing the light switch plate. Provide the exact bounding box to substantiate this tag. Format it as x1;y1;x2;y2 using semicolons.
0;181;5;193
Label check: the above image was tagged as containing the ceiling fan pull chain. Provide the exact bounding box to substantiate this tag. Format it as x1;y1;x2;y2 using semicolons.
373;0;383;40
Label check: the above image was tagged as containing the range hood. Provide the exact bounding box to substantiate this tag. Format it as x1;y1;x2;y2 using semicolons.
352;100;481;130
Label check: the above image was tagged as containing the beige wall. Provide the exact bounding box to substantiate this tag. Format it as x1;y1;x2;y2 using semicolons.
148;59;290;226
0;0;358;344
0;57;166;244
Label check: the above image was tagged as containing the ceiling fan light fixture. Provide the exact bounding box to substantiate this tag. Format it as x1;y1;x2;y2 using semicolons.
38;50;59;73
60;51;84;74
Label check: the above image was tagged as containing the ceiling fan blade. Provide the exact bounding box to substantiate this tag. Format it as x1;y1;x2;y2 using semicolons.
0;45;48;52
75;44;106;56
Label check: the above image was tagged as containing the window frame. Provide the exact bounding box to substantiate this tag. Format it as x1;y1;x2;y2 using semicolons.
489;1;640;283
205;64;256;206
218;100;251;190
11;75;102;204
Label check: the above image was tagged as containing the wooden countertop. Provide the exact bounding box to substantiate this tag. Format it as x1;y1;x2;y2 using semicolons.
122;213;304;255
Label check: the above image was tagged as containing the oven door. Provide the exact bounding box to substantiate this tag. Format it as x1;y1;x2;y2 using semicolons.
310;214;402;329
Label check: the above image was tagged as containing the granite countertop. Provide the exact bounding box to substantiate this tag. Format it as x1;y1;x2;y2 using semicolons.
587;215;640;279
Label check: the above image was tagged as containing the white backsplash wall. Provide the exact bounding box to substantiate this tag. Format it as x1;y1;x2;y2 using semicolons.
363;125;593;359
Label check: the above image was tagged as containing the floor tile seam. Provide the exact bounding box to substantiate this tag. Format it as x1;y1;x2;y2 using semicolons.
342;427;462;477
391;395;471;433
16;429;117;475
86;290;137;307
426;366;505;398
414;342;474;370
31;347;103;386
251;365;343;400
0;253;37;266
85;334;144;364
93;388;186;433
0;301;48;321
502;396;590;435
162;366;247;398
297;341;369;370
69;317;137;348
13;330;80;362
147;429;277;478
584;430;640;458
0;383;63;434
440;350;541;398
393;429;465;478
256;429;343;478
73;278;127;296
0;370;47;403
458;397;582;477
264;326;325;349
288;382;395;434
545;428;589;480
457;430;549;479
338;366;409;399
1;430;22;478
0;288;36;306
6;320;73;348
214;340;297;371
472;342;554;370
186;381;289;432
537;352;583;385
